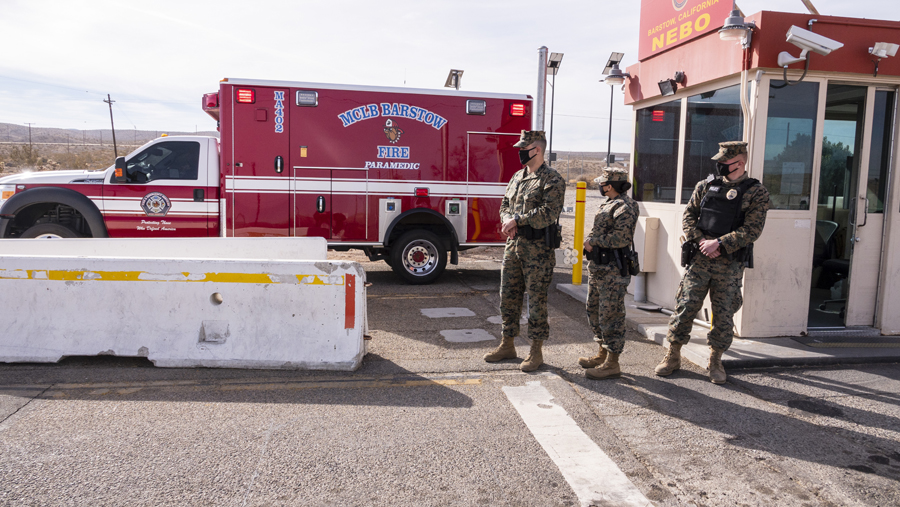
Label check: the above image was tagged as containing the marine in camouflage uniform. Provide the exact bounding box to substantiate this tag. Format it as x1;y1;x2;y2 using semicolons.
655;141;770;384
483;130;565;372
580;168;639;380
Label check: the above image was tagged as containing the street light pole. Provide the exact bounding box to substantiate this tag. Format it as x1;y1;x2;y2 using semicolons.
601;53;630;169
546;52;564;167
549;71;556;166
607;86;614;167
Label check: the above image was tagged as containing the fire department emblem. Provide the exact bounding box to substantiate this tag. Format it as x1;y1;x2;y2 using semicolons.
672;0;688;10
383;119;403;144
726;189;739;200
141;192;172;217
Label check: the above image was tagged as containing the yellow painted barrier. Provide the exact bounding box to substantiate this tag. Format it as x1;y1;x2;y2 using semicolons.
573;181;586;285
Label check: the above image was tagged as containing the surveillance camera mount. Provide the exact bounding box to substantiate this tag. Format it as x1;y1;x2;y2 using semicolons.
771;53;811;89
773;22;842;89
869;43;900;77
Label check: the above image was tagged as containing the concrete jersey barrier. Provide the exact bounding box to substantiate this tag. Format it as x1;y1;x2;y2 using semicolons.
0;236;328;261
0;238;366;370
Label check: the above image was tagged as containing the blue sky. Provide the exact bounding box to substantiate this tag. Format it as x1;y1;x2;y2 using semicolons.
0;0;896;151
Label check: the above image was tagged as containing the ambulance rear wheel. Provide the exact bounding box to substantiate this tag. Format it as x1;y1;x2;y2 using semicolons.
20;223;82;239
390;230;447;285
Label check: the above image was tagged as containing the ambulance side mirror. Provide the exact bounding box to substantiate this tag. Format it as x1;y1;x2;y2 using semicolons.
114;157;127;183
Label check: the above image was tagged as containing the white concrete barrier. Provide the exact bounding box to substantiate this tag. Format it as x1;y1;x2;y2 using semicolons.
0;238;366;370
0;237;327;261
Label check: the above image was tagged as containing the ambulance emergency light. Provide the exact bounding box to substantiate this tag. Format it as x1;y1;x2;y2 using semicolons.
236;88;256;104
777;25;844;67
509;103;527;116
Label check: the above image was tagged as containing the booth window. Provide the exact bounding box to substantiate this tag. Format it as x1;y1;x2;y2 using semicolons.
634;99;681;203
762;81;819;210
682;85;743;202
867;90;895;213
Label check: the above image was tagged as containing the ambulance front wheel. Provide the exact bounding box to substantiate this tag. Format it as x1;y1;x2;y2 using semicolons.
20;223;82;239
390;230;448;285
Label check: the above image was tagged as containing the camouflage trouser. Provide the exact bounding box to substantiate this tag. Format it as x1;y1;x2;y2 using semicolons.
500;237;555;341
586;263;630;355
666;253;744;351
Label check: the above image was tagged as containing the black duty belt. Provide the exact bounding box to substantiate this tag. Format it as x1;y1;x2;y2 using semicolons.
517;225;547;240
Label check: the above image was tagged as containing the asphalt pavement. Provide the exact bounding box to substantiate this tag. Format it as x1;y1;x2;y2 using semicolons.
1;252;898;507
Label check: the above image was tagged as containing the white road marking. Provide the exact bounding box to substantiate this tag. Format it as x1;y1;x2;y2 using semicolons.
420;307;476;318
503;381;653;507
439;329;495;343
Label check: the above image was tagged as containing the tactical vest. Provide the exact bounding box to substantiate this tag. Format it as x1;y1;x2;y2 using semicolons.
697;177;760;237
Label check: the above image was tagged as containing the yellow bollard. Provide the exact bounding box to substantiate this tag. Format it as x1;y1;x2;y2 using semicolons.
572;181;586;285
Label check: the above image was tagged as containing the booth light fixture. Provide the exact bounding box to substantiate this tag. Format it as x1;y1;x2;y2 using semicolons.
657;71;684;97
869;42;899;77
718;6;756;50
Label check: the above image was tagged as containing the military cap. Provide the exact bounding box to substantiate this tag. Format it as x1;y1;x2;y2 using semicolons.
513;130;546;148
711;141;748;161
597;167;629;183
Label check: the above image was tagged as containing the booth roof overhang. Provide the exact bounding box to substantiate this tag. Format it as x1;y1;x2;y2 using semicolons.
625;11;900;105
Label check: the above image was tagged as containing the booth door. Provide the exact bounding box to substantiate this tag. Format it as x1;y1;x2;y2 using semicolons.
844;88;896;326
811;85;895;327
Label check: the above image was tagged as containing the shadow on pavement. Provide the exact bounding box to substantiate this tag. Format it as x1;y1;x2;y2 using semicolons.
0;356;475;409
568;368;900;482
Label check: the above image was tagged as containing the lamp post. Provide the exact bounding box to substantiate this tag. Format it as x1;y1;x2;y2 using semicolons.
602;53;629;167
444;69;464;90
546;52;563;167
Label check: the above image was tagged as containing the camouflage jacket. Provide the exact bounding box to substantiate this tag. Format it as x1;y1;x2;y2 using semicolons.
683;174;770;254
500;162;566;230
589;193;639;249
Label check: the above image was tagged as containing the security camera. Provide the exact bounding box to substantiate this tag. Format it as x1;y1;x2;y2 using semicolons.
777;25;844;67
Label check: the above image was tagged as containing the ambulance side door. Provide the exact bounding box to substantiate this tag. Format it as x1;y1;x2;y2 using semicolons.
228;86;291;236
103;139;211;237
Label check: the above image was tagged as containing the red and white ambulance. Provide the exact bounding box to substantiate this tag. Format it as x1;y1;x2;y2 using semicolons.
0;78;533;283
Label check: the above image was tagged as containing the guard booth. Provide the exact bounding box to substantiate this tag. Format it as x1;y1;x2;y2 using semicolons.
624;2;900;336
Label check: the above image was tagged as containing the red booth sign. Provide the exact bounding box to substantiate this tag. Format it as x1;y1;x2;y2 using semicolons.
639;0;733;60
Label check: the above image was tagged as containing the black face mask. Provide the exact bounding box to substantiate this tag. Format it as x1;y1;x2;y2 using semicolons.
716;160;740;177
599;183;609;196
519;148;535;165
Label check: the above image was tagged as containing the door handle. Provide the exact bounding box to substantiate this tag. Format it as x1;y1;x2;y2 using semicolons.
193;189;204;202
317;196;325;213
275;155;284;174
859;197;869;227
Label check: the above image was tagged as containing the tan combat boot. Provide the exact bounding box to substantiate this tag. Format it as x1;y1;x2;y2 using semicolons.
578;344;608;369
520;339;544;372
585;352;620;380
654;342;682;376
484;336;517;362
708;347;727;384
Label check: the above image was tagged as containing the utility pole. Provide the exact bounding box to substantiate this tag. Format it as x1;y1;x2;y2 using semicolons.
104;94;118;157
25;123;34;149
